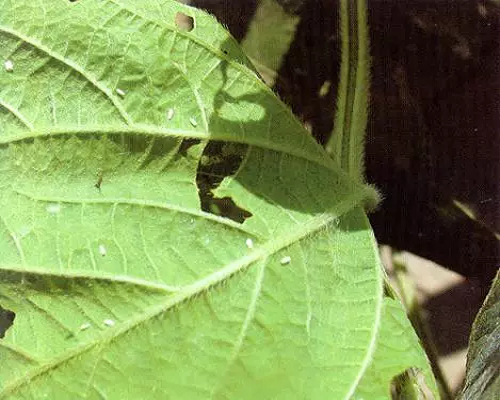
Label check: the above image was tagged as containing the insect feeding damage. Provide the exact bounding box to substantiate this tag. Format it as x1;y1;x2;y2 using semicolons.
0;306;15;339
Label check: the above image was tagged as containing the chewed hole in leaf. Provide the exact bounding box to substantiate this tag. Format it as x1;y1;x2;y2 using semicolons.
390;367;435;399
178;138;201;157
0;306;15;339
206;196;252;223
175;12;194;32
196;141;252;223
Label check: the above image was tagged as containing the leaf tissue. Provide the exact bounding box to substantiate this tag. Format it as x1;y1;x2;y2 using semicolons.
0;1;435;398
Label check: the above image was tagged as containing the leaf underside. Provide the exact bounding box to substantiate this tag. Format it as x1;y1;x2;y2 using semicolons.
0;0;431;399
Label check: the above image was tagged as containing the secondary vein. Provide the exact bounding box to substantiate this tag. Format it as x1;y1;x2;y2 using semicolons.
0;25;132;125
0;198;360;397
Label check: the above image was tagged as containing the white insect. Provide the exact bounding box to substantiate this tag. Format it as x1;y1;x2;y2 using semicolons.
166;108;175;120
46;203;61;214
115;88;126;97
245;238;254;249
103;319;115;327
4;59;14;72
189;117;198;127
280;256;291;265
98;244;107;257
79;323;91;331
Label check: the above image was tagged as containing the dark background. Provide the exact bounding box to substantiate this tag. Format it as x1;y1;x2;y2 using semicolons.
192;0;499;283
191;0;500;391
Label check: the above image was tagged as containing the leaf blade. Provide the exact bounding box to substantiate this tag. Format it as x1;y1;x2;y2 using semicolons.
1;1;382;398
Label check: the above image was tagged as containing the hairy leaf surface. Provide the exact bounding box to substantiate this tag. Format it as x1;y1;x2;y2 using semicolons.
354;298;438;399
1;1;383;398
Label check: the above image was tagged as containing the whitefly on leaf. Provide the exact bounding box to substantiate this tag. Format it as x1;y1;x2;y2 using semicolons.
4;59;13;72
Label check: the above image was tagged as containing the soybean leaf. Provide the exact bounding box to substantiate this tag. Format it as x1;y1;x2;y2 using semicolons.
0;0;416;398
241;0;300;86
354;297;438;399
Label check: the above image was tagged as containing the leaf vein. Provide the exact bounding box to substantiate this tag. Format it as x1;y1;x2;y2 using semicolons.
0;98;34;131
0;25;132;125
0;211;349;397
13;188;252;236
1;125;338;172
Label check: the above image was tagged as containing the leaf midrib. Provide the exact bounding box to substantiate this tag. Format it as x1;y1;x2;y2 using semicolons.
13;189;251;235
0;4;311;157
0;9;340;175
1;125;339;173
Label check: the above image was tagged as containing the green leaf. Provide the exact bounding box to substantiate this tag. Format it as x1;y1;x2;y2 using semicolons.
326;0;370;182
0;0;409;398
354;297;439;399
241;0;300;86
460;269;500;400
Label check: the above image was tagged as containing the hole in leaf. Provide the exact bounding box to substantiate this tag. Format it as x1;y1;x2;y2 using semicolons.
196;141;252;223
178;138;201;157
0;306;15;339
390;367;434;399
175;12;194;32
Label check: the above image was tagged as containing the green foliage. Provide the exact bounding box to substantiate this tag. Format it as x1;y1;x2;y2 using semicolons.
241;0;300;86
0;0;436;398
355;298;438;399
461;269;500;400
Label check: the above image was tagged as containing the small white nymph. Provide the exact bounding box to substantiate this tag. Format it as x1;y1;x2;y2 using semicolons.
4;60;14;72
167;108;175;120
79;323;91;331
280;256;291;265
